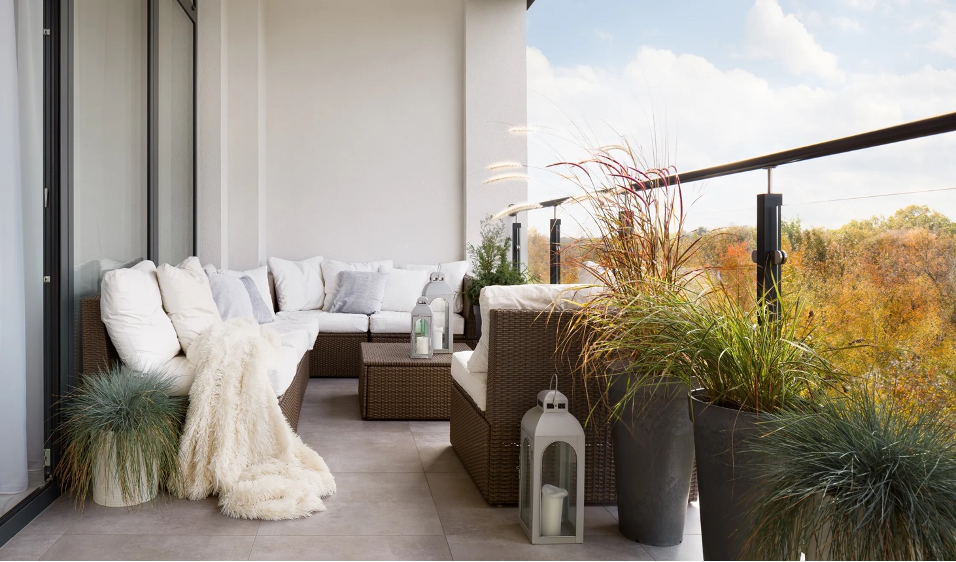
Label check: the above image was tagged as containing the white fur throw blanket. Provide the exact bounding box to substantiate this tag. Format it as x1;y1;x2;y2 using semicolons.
172;319;336;519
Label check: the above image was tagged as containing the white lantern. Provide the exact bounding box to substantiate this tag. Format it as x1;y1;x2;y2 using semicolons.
410;297;433;359
421;270;454;354
518;385;585;544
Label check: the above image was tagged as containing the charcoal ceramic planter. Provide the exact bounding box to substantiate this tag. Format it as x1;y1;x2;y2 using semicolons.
608;373;695;547
691;390;761;561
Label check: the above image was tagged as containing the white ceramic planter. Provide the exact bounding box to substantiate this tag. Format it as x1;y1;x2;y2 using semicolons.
92;435;157;507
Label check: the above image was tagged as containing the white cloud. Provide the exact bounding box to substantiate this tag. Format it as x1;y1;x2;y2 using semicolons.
803;11;863;32
744;0;842;79
927;10;956;57
595;30;613;43
526;45;956;233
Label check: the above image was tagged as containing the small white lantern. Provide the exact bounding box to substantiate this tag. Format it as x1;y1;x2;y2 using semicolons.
410;297;433;359
518;384;585;544
421;270;454;354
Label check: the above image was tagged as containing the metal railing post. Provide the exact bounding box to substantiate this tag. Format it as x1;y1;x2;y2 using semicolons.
512;217;521;270
549;218;561;284
753;169;786;319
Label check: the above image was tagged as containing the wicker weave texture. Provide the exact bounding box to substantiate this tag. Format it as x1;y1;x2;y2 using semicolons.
450;382;491;495
310;333;368;377
450;308;616;505
359;342;468;420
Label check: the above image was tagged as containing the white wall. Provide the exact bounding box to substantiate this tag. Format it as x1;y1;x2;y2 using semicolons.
197;0;527;269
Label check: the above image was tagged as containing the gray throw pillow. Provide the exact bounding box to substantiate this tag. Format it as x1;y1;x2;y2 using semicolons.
329;271;388;314
206;271;255;321
240;275;275;324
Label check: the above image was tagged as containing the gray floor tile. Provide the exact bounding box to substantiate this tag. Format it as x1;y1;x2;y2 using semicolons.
640;534;704;561
304;378;360;403
446;526;654;561
249;535;451;561
39;534;255;561
0;534;60;561
298;403;411;433
298;431;423;473
326;472;434;505
17;497;78;536
57;496;260;536
256;501;444;536
414;433;466;474
409;421;451;434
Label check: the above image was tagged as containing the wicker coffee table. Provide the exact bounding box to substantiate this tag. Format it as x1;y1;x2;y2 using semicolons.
360;342;470;420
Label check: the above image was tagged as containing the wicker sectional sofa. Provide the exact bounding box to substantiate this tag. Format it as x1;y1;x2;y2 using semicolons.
265;274;480;378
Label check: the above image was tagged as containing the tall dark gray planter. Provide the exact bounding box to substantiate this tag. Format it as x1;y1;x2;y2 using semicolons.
691;390;761;561
609;373;695;547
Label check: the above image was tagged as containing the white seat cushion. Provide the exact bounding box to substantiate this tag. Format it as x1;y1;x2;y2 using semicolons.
451;350;486;412
159;342;304;398
100;260;182;373
269;315;319;350
271;345;302;397
276;309;369;333
369;310;465;335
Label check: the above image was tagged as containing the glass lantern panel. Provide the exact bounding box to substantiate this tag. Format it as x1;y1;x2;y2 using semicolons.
429;298;450;350
519;437;532;531
539;441;578;538
410;314;432;358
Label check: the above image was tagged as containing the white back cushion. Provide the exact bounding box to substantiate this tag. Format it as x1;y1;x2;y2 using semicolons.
401;261;469;312
215;265;274;317
381;268;431;312
100;260;181;373
321;259;393;311
465;284;602;374
156;257;222;358
268;256;325;311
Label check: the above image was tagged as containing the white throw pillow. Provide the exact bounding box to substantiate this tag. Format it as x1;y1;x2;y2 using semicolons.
156;257;222;358
213;265;275;317
100;260;182;373
268;256;325;311
321;259;394;311
401;260;469;312
381;268;431;313
466;284;602;375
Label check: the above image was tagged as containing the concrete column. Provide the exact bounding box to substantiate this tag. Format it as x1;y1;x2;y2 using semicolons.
463;0;529;258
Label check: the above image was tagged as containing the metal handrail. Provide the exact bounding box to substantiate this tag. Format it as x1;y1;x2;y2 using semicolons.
505;110;956;215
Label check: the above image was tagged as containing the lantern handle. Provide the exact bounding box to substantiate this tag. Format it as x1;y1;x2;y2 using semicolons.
549;374;559;409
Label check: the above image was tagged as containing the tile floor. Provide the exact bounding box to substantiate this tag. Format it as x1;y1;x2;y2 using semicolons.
0;378;703;561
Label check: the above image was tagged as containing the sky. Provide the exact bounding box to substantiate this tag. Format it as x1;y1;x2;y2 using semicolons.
523;0;956;235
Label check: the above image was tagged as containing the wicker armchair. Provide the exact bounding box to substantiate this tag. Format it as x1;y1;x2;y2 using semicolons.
450;308;616;505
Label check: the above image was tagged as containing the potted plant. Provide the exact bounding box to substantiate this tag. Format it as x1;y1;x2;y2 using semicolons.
553;143;703;547
464;216;536;337
745;386;956;560
624;285;844;560
57;365;186;507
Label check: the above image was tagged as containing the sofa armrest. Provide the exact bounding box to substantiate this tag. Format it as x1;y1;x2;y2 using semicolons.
484;309;601;427
80;296;120;375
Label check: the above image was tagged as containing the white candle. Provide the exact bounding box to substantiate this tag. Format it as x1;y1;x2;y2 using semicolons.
415;335;430;356
433;327;443;350
540;484;568;536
